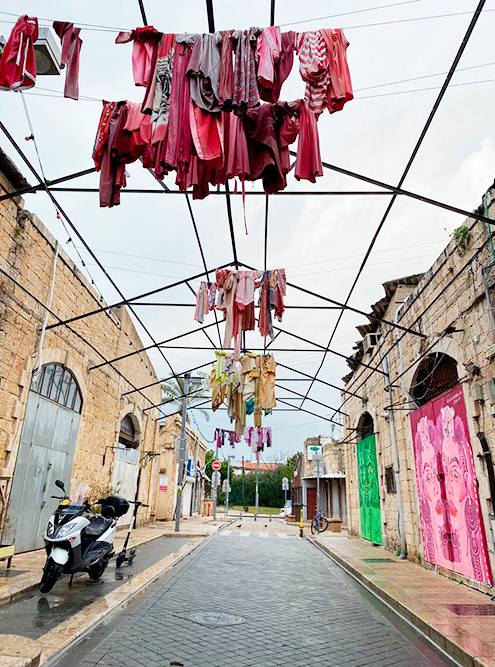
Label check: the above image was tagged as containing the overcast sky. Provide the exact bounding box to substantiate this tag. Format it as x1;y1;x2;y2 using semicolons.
1;0;494;463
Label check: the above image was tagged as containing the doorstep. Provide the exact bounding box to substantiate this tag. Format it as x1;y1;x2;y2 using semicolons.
0;518;218;607
312;532;495;667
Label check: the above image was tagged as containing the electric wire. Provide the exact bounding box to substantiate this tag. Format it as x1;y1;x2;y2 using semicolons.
278;0;421;27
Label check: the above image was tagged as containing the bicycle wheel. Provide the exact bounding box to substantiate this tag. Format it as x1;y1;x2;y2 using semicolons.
310;519;317;535
318;517;329;533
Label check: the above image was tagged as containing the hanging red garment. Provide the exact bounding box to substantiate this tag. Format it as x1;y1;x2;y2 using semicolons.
142;33;176;140
218;30;234;109
164;34;198;188
52;21;82;100
259;31;294;103
116;27;162;87
294;100;322;183
295;31;330;117
320;29;353;113
0;15;38;91
124;101;151;159
189;103;223;163
93;101;135;208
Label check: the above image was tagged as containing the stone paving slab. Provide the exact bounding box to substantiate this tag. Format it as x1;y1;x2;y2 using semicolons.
313;532;495;667
53;522;453;667
0;516;219;606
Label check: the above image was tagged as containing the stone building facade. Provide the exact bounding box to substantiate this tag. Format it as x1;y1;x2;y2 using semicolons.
297;436;346;522
0;149;188;552
342;183;495;593
154;415;207;521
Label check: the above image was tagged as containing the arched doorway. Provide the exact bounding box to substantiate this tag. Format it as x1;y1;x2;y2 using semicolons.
355;412;382;545
7;363;83;552
112;413;141;525
410;352;458;407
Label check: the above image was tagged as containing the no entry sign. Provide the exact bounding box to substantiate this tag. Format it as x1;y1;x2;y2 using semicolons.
212;460;221;471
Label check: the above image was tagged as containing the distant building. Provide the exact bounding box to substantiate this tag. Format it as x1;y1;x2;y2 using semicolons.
292;437;346;522
230;460;279;476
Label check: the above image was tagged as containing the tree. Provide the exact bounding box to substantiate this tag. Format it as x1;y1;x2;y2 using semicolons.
161;375;209;421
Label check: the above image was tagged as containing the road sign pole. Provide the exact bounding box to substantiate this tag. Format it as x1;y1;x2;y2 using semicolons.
212;475;218;520
174;373;190;533
225;456;231;518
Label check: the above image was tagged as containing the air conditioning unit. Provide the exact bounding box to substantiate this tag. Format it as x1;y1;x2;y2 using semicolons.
363;333;381;354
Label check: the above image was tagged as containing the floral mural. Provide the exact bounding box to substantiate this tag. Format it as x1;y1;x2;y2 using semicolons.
410;385;492;586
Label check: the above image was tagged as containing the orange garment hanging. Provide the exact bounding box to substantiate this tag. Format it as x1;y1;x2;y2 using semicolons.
260;354;276;409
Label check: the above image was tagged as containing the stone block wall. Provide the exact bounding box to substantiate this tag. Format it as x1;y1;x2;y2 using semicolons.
0;165;165;525
342;188;495;591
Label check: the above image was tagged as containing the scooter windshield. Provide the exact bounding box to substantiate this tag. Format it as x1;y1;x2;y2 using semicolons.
71;482;89;506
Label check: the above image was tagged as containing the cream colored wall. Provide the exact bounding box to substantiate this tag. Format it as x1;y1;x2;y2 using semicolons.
0;171;163;524
341;202;495;591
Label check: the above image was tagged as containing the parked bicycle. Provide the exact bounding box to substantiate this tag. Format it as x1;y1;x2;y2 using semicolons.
311;508;328;534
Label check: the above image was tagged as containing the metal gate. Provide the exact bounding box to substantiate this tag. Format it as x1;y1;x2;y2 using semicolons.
7;363;82;552
356;434;382;544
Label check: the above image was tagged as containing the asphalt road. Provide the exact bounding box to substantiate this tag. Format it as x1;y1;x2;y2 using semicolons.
54;522;455;667
0;535;191;639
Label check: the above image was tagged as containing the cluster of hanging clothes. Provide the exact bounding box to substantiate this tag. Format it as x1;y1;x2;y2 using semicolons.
0;15;82;99
195;268;286;354
92;24;353;206
209;350;276;436
214;428;242;449
244;426;272;453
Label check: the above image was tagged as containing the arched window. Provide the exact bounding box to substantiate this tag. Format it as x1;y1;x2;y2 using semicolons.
410;353;458;407
357;412;374;440
31;362;82;413
119;414;138;448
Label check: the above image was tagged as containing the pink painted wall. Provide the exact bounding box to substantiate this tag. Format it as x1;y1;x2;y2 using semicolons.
410;385;492;586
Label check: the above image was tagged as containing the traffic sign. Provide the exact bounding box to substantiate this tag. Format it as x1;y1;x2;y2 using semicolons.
222;479;231;493
212;471;221;487
212;460;221;471
282;477;289;491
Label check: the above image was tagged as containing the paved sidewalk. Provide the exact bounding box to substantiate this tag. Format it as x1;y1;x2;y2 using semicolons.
313;532;495;667
0;516;221;605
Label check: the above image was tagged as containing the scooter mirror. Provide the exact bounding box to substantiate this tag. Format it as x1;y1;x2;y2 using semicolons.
55;479;65;491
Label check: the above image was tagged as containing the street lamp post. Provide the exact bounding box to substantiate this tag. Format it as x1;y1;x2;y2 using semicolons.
174;373;190;533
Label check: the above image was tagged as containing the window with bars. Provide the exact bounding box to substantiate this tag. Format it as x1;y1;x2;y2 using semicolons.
31;362;82;413
385;465;396;494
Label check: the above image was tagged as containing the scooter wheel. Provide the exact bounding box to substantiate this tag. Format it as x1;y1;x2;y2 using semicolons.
115;553;125;568
89;559;108;581
127;548;137;565
40;560;62;594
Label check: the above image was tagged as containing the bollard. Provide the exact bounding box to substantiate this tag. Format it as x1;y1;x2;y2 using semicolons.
269;514;272;522
240;511;243;521
299;506;304;538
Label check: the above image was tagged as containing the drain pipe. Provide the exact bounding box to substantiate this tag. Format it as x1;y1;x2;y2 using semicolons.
382;355;407;559
394;303;418;410
33;240;59;377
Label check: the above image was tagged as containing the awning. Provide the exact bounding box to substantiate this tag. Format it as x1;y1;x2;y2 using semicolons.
302;473;345;480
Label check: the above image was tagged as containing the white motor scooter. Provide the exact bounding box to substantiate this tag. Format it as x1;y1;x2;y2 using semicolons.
41;480;129;593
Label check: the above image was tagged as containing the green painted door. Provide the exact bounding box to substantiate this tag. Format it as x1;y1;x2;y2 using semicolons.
356;435;382;544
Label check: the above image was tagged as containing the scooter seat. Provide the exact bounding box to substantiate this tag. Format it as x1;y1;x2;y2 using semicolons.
84;516;113;539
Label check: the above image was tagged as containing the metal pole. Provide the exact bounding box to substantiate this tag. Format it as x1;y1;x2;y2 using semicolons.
225;457;231;518
255;452;260;521
241;455;245;511
316;459;321;514
174;373;190;532
382;357;407;558
212;474;218;521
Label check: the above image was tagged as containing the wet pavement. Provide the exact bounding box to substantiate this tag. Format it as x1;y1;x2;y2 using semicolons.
0;535;191;639
54;520;454;667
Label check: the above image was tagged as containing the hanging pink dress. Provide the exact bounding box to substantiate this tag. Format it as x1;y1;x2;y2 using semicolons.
320;28;353;113
116;26;162;87
294;100;323;183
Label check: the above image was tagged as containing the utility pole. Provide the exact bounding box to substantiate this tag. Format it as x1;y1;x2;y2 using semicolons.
254;452;260;521
174;373;190;533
